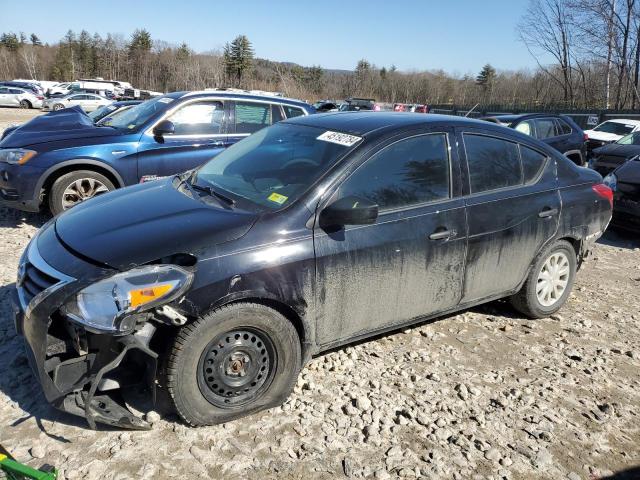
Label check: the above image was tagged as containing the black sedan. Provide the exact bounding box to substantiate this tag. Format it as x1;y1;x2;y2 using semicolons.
591;131;640;176
481;113;588;165
603;157;640;232
13;113;612;429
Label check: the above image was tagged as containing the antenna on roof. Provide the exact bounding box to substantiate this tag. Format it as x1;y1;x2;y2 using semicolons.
464;103;480;117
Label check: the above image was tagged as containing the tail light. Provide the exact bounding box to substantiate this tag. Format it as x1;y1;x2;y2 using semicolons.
592;183;613;208
37;95;44;100
583;133;589;141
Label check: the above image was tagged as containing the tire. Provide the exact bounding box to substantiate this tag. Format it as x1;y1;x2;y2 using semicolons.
53;103;64;111
510;240;577;318
167;303;301;426
48;170;115;216
19;99;31;109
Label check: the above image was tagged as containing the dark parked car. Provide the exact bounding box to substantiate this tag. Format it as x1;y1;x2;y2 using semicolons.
0;101;143;141
481;114;588;165
12;112;611;429
339;98;375;111
603;156;640;232
312;100;338;112
591;131;640;176
0;91;314;215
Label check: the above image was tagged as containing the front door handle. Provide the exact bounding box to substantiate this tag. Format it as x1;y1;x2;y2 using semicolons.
429;229;452;241
538;208;559;218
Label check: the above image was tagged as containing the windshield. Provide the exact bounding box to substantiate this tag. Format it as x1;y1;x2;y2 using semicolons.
87;104;118;122
105;96;174;130
593;121;635;135
194;123;360;210
616;131;640;145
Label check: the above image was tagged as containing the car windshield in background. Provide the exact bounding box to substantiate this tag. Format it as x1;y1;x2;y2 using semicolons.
87;104;118;122
616;132;640;145
195;123;360;210
104;96;173;130
593;121;635;135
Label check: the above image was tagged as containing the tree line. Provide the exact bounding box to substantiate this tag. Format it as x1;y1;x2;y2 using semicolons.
1;0;639;109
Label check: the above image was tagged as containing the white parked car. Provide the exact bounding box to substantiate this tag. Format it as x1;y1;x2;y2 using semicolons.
42;93;112;112
0;86;44;109
585;119;640;149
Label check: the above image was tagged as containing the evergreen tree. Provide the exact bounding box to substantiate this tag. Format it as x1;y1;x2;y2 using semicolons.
0;32;20;52
476;63;496;90
128;29;152;55
176;42;191;61
223;35;254;86
30;33;42;46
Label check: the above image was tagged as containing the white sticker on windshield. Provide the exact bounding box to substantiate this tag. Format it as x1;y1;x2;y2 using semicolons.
158;98;174;104
317;131;361;147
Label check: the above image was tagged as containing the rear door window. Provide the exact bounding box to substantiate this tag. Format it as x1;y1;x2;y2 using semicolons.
520;146;547;183
534;119;557;139
9;89;23;94
340;133;450;210
283;105;305;118
235;101;272;134
514;120;535;136
167;101;225;135
556;119;572;135
271;104;285;123
463;134;522;193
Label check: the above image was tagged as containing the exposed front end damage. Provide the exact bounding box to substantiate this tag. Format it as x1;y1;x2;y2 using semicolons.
12;235;189;430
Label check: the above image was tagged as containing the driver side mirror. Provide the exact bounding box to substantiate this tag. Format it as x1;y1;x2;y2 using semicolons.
319;196;378;228
153;120;175;138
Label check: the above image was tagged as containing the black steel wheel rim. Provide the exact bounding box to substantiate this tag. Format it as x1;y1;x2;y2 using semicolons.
197;328;276;408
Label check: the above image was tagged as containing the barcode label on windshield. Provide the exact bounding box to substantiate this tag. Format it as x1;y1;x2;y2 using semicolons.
317;131;361;147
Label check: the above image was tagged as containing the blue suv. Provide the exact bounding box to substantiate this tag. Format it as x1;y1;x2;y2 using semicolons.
0;90;314;215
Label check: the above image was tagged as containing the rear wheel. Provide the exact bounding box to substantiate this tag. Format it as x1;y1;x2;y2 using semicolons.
167;303;301;426
53;103;64;111
510;240;577;318
19;99;31;109
48;170;115;216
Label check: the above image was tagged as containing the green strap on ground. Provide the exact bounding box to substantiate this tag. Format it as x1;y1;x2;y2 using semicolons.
0;453;57;480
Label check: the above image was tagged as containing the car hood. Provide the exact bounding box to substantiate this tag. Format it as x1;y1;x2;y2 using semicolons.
615;159;640;184
0;106;117;148
54;178;258;270
584;130;622;142
593;143;640;158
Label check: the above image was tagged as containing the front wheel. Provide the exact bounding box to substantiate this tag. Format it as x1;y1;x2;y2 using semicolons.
510;240;577;318
48;170;115;216
167;303;301;426
53;103;64;111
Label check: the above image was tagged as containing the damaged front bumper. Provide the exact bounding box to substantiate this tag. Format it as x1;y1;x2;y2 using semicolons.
12;233;160;430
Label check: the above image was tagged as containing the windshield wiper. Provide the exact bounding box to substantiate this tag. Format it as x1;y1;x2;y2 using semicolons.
189;182;236;207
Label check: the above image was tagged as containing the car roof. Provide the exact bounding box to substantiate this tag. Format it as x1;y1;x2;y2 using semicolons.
484;113;569;122
601;118;640;126
286;111;498;136
178;90;312;109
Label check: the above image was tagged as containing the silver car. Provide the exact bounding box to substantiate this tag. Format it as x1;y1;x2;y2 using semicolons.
42;93;112;112
0;86;44;109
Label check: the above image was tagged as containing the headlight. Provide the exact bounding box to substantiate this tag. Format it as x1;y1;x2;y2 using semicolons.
0;148;37;165
63;265;193;334
603;172;617;191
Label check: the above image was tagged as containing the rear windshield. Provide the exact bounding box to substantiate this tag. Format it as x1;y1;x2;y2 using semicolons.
593;121;635;135
195;123;361;210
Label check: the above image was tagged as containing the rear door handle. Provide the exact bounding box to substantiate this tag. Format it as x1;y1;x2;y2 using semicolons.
429;229;452;241
538;208;558;218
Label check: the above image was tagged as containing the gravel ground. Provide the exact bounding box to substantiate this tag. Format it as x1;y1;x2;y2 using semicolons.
0;108;639;480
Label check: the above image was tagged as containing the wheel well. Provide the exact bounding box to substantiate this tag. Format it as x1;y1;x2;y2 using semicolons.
21;99;32;108
565;152;583;166
41;164;122;200
222;297;307;350
557;236;581;257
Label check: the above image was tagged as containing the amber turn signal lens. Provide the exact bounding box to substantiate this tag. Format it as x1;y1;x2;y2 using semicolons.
129;284;173;308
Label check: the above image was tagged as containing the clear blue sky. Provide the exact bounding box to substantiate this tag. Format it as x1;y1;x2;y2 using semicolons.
0;0;542;75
